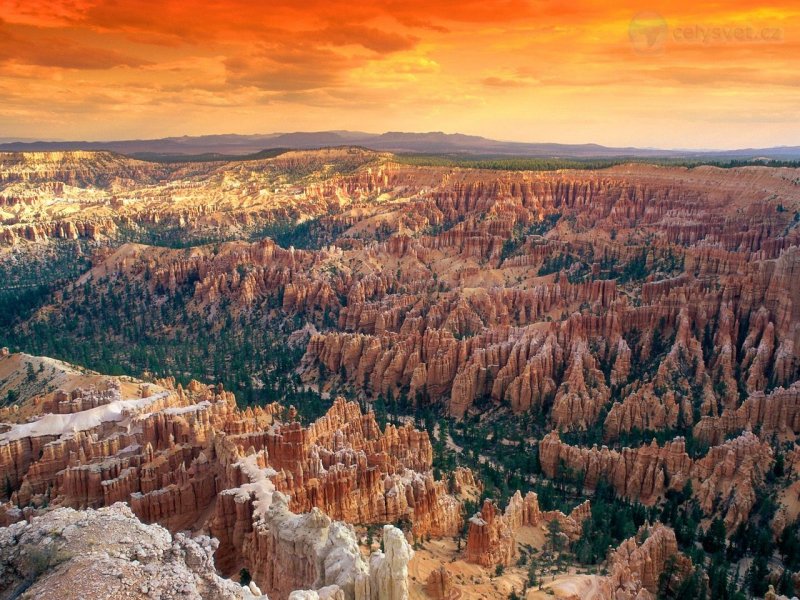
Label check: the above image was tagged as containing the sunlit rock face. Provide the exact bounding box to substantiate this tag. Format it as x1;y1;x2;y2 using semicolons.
0;355;454;599
0;502;261;600
2;150;800;600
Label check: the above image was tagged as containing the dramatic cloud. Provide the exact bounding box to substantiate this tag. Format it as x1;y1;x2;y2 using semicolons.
0;22;148;70
0;0;797;148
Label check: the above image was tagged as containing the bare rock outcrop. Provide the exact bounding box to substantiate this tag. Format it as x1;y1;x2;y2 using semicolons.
424;566;458;599
539;431;693;503
464;498;517;567
599;524;693;600
693;383;800;445
0;363;456;600
464;490;588;567
692;431;773;529
368;525;414;600
0;502;262;600
539;430;773;528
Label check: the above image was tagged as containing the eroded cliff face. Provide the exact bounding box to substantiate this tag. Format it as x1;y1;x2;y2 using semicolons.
369;525;414;600
693;382;800;445
598;524;694;600
4;151;800;599
0;500;417;600
539;429;773;529
292;166;800;427
0;502;264;600
0;360;459;599
50;228;800;436
424;566;458;599
0;148;411;248
41;168;799;439
13;153;800;440
463;490;589;567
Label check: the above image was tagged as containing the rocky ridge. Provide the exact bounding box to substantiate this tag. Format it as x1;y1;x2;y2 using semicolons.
0;502;265;600
539;429;773;528
0;358;457;599
3;151;800;599
464;491;589;567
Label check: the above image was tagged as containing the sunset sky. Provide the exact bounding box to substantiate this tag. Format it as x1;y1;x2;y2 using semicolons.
0;0;798;149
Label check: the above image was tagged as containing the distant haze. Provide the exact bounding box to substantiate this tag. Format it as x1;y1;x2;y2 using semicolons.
2;131;799;160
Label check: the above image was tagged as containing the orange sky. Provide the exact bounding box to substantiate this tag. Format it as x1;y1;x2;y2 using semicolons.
0;0;798;149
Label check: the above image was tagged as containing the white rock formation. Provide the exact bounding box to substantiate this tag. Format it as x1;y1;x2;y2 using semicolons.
368;525;415;600
0;502;263;600
288;587;345;600
0;498;415;600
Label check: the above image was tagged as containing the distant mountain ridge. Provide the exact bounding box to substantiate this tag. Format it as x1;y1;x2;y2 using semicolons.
2;130;799;160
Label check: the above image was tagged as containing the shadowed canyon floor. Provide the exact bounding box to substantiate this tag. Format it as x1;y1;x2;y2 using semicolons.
1;149;800;599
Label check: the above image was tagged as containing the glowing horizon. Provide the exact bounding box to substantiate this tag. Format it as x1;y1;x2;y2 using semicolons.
1;0;798;150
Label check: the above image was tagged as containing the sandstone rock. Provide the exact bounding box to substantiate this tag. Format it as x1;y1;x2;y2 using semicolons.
693;382;800;445
464;499;516;567
5;151;800;600
464;490;587;567
540;429;773;529
424;566;457;599
0;502;257;600
539;431;692;503
0;368;455;600
368;525;414;600
600;524;693;600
